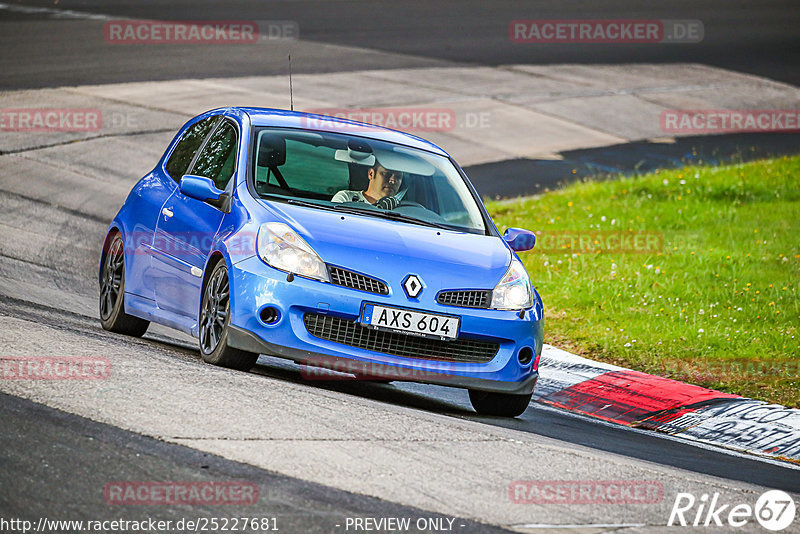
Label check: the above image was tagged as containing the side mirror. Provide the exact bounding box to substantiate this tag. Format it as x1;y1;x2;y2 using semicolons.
503;228;536;252
179;175;229;210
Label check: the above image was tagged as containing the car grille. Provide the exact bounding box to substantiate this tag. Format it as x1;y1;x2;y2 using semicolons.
328;266;388;295
303;313;499;364
436;290;492;309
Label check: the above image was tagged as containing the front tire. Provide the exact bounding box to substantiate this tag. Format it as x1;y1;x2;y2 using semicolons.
199;261;258;371
99;233;149;337
468;389;532;417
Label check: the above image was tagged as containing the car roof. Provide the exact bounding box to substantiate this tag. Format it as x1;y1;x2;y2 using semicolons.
229;107;450;157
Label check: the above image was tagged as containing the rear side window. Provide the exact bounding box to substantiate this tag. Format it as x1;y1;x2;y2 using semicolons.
165;116;218;181
189;121;238;191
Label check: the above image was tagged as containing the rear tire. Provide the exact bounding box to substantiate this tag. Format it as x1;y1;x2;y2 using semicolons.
468;389;532;417
199;260;258;371
99;233;149;337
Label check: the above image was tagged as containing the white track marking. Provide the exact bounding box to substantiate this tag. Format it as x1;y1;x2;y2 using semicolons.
0;2;112;20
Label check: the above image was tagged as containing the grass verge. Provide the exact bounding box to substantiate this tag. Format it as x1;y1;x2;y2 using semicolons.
487;155;800;407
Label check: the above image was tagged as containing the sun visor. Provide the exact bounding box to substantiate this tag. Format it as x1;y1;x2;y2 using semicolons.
373;148;436;176
334;149;376;166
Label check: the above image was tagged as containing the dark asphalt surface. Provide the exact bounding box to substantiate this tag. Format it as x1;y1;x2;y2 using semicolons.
1;0;799;530
0;391;513;534
1;292;798;533
465;132;800;198
250;354;800;494
1;1;799;89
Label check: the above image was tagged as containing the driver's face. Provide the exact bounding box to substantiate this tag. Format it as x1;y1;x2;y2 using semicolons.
369;165;403;197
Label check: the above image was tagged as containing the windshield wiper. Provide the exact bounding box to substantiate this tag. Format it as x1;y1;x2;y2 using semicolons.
377;211;450;229
332;204;447;229
260;194;337;211
262;196;451;230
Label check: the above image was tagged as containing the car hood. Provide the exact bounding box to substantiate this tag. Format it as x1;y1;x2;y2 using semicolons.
258;201;511;291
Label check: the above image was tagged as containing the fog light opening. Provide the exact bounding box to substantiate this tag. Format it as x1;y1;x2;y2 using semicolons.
259;306;281;325
518;346;533;366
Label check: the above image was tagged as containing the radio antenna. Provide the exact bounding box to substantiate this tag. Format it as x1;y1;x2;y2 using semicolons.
288;54;294;111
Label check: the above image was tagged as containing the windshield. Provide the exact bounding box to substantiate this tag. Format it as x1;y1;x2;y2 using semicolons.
250;127;487;234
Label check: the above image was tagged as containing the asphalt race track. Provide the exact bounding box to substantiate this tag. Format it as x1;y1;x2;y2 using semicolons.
1;2;800;532
1;392;513;534
2;0;800;88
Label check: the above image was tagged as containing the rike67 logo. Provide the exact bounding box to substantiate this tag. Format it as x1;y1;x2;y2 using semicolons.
668;490;796;531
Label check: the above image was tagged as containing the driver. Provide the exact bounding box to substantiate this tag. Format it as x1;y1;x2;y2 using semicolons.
331;162;404;208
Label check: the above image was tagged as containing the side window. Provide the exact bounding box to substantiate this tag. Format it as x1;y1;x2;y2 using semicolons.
189;121;238;191
165;116;218;182
278;139;349;194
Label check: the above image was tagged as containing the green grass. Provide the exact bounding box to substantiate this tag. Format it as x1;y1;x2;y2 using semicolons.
487;155;800;407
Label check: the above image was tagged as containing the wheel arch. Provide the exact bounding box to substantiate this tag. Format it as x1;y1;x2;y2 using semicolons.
98;225;123;286
198;251;230;323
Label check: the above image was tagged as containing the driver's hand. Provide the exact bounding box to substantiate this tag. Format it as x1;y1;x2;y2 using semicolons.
376;196;399;210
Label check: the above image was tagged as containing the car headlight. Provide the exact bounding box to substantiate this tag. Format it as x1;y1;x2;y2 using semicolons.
491;258;533;310
257;222;330;282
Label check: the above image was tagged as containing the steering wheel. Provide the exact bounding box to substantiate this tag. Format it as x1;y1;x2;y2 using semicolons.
375;196;399;210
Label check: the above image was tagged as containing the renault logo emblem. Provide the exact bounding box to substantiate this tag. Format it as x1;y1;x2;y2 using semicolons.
402;274;423;298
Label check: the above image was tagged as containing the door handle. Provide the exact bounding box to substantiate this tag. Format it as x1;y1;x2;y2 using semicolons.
162;208;173;218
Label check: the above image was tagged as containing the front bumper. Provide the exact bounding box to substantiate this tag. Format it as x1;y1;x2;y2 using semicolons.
227;255;543;394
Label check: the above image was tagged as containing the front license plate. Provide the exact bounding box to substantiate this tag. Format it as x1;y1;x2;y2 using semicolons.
361;304;460;340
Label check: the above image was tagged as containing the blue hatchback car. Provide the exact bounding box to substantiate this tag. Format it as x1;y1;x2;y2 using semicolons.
100;107;543;416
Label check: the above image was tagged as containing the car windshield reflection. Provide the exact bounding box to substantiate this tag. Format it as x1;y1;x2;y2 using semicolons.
251;127;487;234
